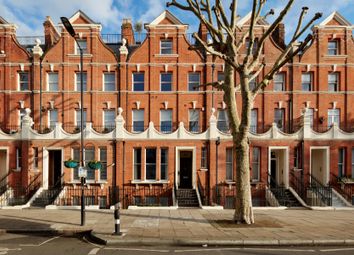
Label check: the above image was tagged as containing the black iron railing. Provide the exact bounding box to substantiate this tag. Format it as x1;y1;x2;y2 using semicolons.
290;170;305;200
330;173;354;204
7;173;42;206
0;172;10;196
197;173;207;206
308;174;332;206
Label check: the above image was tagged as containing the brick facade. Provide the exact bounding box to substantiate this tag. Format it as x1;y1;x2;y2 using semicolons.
0;10;353;208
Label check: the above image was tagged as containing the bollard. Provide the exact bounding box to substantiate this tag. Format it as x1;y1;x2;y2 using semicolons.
113;202;122;235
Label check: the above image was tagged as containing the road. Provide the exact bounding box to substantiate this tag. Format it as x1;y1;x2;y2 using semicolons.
1;233;354;255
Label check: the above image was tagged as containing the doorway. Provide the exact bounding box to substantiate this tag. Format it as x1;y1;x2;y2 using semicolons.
268;147;289;188
48;150;62;188
179;151;193;188
0;149;9;184
310;147;329;185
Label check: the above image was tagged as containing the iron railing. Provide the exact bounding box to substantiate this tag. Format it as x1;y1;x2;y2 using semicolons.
290;170;305;200
197;173;207;206
267;173;291;206
307;174;332;206
6;173;42;206
330;173;354;205
0;172;10;196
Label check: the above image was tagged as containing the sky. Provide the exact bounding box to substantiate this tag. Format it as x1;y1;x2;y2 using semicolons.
0;0;353;38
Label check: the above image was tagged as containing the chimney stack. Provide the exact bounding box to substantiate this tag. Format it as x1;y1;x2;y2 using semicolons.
121;18;135;45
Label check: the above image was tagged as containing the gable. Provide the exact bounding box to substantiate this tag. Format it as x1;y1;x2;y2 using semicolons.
149;10;185;26
68;10;98;25
237;12;269;27
319;12;351;27
0;17;9;24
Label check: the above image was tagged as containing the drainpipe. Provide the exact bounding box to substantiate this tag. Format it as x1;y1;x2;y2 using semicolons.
39;58;43;132
122;141;125;208
215;136;220;204
112;140;117;205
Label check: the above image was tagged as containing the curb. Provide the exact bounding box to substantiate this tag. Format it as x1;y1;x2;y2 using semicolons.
0;228;92;237
90;232;354;247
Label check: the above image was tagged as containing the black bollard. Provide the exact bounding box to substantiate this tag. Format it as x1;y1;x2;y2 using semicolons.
113;202;122;235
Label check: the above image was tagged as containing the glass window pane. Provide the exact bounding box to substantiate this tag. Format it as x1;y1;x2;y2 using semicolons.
100;147;107;180
217;110;229;132
188;73;200;91
19;72;29;91
226;148;233;180
133;109;144;132
48;73;58;91
274;73;284;91
160;73;172;91
160;110;172;133
134;148;141;180
160;148;168;180
76;73;87;91
146;148;156;180
133;73;144;91
160;40;172;54
250;109;258;133
104;73;115;91
189;109;199;132
49;109;58;128
104;110;115;130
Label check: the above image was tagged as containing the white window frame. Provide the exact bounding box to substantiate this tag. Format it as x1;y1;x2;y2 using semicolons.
75;72;87;91
132;109;144;132
75;109;87;128
328;109;340;128
48;109;58;128
160;109;173;133
160;148;168;180
103;109;115;131
132;72;144;92
103;73;115;91
301;73;312;91
98;147;107;181
16;147;22;170
18;72;29;91
274;73;285;91
328;40;338;55
226;148;233;181
252;147;260;182
189;109;199;133
160;72;172;92
47;72;59;91
328;72;339;92
75;39;87;54
160;39;172;54
133;148;142;180
250;109;258;133
338;148;345;178
217;109;229;132
145;148;157;180
188;72;200;91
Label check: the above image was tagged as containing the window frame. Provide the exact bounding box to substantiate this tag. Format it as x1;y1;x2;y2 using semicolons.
160;148;168;180
328;40;338;55
274;72;285;91
160;109;173;133
103;109;115;131
75;109;87;128
132;72;144;92
251;147;260;182
201;147;208;169
226;148;233;181
160;72;172;92
133;148;142;181
188;72;200;91
145;148;157;180
33;147;39;170
160;39;173;54
75;72;87;91
75;39;87;54
132;109;145;132
328;72;339;92
217;109;229;132
188;109;200;133
301;72;312;91
48;72;59;91
99;147;107;181
16;147;22;170
48;109;58;129
274;108;285;131
338;148;345;178
103;73;115;91
18;72;29;91
250;108;258;133
328;108;340;128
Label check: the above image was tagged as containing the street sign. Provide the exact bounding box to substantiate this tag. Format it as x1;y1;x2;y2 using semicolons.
78;166;87;178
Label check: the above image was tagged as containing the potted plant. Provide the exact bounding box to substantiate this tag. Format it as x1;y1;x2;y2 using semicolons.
64;158;79;168
88;160;102;170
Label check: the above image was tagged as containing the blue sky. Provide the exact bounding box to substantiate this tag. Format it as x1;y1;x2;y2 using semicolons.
0;0;353;37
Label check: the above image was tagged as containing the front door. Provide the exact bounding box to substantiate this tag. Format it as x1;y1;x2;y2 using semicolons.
179;151;192;189
48;150;62;188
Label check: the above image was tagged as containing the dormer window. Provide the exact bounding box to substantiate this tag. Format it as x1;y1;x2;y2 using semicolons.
76;39;87;54
328;40;338;55
160;39;172;54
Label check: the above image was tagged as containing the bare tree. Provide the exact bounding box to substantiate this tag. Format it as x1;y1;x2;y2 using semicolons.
167;0;322;224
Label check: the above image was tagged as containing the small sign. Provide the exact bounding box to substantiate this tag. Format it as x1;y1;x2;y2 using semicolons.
78;166;87;178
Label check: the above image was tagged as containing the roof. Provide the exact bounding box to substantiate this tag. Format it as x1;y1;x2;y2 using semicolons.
319;11;352;27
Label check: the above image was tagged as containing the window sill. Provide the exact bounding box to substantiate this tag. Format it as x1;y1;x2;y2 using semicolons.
131;180;170;185
155;54;179;58
323;54;347;59
67;53;93;57
199;168;208;172
12;168;21;172
225;181;235;185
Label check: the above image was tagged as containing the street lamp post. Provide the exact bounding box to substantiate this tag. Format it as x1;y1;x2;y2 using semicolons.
60;17;86;226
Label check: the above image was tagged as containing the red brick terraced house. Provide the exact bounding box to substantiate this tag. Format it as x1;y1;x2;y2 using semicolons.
0;10;353;209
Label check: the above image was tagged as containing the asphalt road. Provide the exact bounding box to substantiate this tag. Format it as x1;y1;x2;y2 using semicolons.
1;233;354;255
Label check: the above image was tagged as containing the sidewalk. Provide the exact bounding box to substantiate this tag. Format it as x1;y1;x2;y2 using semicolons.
0;208;354;246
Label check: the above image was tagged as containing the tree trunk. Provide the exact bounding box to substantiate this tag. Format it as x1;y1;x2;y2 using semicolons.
223;63;254;224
